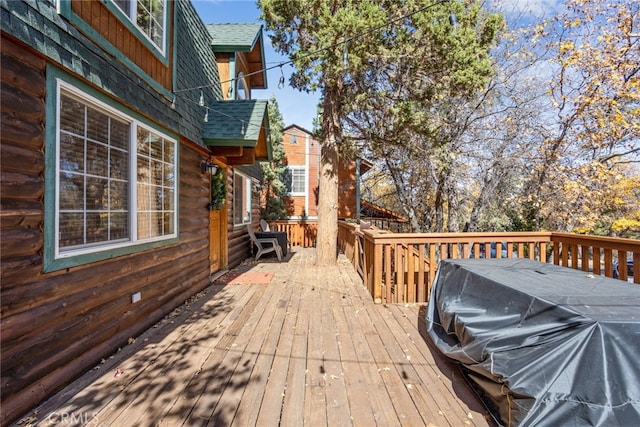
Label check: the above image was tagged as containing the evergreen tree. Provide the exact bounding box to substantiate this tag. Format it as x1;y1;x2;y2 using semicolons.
261;95;287;219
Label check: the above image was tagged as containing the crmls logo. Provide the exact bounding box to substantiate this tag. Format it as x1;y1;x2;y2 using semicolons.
46;412;98;425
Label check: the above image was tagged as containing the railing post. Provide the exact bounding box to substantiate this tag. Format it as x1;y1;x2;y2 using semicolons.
373;240;383;303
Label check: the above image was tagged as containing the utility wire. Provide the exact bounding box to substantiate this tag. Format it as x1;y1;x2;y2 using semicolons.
174;0;449;94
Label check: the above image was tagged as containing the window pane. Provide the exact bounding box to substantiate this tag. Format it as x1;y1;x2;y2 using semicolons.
163;212;174;234
59;212;84;248
164;163;175;187
233;173;244;224
163;140;174;163
110;148;128;180
60;134;84;172
110;180;128;211
150;134;163;159
86;177;108;211
137;183;151;209
149;211;162;238
86;212;108;243
113;0;132;17
244;178;251;223
86;141;108;177
137;127;150;155
86;107;109;144
110;212;128;240
58;91;131;253
163;188;174;211
137;212;150;239
137;156;150;183
60;97;85;135
110;119;129;150
151;160;163;185
136;128;176;240
59;173;84;210
284;168;306;193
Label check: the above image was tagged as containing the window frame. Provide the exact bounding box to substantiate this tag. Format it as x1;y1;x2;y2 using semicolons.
284;166;307;196
110;0;168;56
44;68;179;272
56;0;173;100
233;171;252;226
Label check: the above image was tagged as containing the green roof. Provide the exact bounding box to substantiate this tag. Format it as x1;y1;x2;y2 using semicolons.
207;23;263;52
203;99;270;153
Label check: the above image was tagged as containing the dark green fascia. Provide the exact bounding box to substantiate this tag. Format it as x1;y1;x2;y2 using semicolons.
57;0;172;98
211;43;254;53
43;64;180;273
228;52;236;99
202;138;252;147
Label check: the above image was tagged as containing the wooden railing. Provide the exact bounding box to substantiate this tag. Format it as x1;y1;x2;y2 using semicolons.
337;221;640;304
265;220;317;248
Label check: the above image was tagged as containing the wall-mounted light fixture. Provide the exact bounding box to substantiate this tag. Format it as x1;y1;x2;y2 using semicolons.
201;161;218;175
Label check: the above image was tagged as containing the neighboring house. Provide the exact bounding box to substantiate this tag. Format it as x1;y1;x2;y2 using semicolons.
281;124;320;219
280;124;373;220
0;1;270;424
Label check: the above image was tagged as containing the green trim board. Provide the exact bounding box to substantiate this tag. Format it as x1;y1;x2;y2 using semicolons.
57;0;172;98
229;52;236;99
43;64;180;273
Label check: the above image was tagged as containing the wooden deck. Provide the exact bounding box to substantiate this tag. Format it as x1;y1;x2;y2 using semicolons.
27;248;493;426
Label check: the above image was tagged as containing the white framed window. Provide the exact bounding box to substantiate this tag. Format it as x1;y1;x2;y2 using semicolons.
55;80;177;259
236;72;249;100
284;167;306;195
112;0;166;54
233;172;252;225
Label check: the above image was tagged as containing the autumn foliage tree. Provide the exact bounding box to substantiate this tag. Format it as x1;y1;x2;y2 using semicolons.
519;0;640;235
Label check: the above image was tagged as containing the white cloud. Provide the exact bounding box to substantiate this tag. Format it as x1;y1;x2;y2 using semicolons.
491;0;564;21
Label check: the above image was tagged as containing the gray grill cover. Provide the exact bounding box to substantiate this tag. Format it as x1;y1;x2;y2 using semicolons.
426;258;640;426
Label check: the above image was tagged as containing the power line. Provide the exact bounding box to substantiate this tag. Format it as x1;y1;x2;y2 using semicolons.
174;0;450;95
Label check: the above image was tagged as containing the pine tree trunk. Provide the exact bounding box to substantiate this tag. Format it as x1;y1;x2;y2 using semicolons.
316;84;340;266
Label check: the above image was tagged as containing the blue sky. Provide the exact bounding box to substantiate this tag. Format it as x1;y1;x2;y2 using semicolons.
192;0;564;131
192;0;321;131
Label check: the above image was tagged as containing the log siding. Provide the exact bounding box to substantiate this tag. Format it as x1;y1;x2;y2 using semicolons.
0;34;212;426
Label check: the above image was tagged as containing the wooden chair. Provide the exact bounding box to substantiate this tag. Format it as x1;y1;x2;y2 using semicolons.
260;219;270;232
247;225;283;261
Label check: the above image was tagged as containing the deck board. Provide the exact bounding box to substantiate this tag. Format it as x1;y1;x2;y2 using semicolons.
29;248;493;427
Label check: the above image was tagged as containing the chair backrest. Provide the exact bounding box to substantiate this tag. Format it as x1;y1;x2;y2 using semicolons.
260;219;270;232
247;225;262;247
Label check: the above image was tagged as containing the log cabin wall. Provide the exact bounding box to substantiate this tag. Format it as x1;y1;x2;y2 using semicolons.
0;0;225;423
225;168;260;268
0;35;212;426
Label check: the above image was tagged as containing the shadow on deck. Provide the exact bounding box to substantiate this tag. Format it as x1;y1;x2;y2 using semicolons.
26;248;494;426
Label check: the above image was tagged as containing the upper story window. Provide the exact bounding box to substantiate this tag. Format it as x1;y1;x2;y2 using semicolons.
113;0;166;53
51;79;177;267
236;72;249;100
290;134;297;144
284;167;306;195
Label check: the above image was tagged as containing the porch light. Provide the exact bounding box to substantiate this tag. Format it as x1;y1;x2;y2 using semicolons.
201;161;218;175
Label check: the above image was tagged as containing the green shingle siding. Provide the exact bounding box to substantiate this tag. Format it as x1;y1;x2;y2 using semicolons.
1;0;225;147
